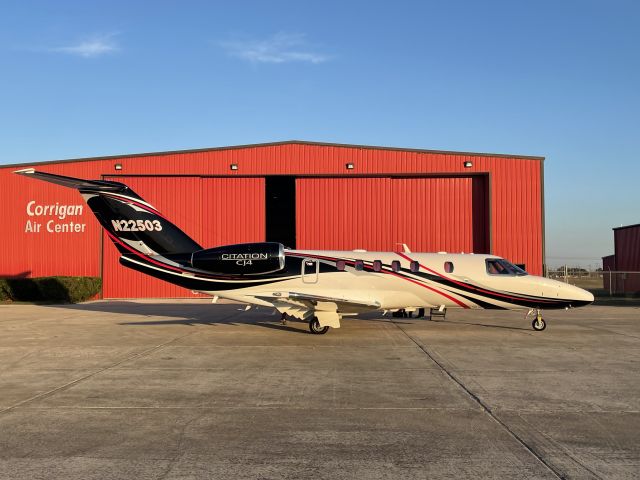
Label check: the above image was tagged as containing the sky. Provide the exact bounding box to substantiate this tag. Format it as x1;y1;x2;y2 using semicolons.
0;0;638;268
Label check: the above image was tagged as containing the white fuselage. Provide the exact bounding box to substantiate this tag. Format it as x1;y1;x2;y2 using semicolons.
201;250;594;312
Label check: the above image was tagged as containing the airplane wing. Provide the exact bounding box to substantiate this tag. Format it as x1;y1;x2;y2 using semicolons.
287;292;380;309
255;292;381;329
257;291;380;310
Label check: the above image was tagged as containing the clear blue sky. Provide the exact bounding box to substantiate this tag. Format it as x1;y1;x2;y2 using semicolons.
1;0;638;267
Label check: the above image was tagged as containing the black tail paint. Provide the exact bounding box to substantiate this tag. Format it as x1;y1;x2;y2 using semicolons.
14;169;202;256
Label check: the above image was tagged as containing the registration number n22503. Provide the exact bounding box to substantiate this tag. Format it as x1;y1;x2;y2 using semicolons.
111;219;163;232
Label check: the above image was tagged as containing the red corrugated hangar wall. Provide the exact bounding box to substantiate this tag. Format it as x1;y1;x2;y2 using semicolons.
0;141;545;299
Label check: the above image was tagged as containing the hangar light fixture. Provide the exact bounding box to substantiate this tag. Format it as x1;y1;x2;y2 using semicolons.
345;163;355;170
114;163;123;171
463;161;473;168
230;164;239;171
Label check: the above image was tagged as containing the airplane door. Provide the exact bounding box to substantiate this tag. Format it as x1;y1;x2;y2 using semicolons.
301;258;319;284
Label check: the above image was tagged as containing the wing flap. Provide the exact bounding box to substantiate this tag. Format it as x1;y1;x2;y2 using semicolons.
287;292;380;309
257;292;380;311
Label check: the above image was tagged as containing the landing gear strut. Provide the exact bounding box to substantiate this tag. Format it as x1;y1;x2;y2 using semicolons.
309;317;329;335
532;310;546;331
280;312;287;325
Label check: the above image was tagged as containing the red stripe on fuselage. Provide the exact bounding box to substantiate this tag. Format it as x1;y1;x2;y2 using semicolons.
288;252;469;308
395;252;555;305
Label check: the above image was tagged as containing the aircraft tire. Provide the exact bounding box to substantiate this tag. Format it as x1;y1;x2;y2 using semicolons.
532;318;546;331
309;317;330;335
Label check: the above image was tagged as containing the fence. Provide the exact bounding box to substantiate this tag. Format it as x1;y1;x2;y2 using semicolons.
546;269;640;296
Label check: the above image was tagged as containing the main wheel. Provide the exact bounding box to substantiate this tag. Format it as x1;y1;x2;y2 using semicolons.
532;317;546;331
309;317;329;335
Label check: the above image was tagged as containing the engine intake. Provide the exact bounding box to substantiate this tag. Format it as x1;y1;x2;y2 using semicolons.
191;242;285;275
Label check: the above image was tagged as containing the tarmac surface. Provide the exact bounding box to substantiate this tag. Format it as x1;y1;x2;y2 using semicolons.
0;300;638;479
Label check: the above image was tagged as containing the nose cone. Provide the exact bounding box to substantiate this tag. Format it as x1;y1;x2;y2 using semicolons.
563;284;595;306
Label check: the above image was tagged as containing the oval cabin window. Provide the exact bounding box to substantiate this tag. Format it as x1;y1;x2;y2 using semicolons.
373;260;382;272
355;260;364;271
444;261;454;273
336;260;345;271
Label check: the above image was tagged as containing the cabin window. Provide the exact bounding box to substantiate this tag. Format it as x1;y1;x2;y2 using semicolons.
355;260;364;271
336;260;345;271
410;261;420;273
444;261;454;273
373;260;382;272
391;260;401;272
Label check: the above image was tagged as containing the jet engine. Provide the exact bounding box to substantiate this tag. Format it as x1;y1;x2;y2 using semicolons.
190;242;285;275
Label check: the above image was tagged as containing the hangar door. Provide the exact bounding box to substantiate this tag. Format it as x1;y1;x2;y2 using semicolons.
102;176;265;298
296;177;488;254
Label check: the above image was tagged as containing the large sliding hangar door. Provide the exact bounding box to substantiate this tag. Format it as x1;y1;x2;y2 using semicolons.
102;176;265;298
103;175;488;298
296;176;488;254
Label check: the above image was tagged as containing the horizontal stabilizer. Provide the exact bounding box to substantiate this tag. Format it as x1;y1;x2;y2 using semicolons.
13;169;127;192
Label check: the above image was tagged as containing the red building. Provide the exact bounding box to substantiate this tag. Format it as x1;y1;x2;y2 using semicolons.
602;224;640;294
0;141;545;298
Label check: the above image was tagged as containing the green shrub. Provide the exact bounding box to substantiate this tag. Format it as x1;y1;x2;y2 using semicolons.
0;277;101;303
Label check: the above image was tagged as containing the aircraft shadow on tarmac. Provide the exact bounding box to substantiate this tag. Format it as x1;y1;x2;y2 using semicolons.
45;301;325;334
46;301;533;333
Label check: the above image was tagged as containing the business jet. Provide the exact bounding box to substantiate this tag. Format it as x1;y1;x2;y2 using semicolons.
15;169;594;334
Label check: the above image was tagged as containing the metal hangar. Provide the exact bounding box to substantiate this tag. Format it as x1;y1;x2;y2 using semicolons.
0;141;545;298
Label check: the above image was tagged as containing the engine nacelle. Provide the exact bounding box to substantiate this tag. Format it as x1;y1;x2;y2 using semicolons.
191;242;285;275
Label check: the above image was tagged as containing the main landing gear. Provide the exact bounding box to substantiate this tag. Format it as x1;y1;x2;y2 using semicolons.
309;317;329;335
531;309;546;331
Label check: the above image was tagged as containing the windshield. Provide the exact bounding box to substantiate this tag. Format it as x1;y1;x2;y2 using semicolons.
486;258;528;276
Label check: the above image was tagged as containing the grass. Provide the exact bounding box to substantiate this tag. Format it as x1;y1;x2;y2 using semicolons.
0;277;101;303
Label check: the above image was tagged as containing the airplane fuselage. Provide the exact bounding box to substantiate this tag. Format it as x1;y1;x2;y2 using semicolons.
193;250;594;312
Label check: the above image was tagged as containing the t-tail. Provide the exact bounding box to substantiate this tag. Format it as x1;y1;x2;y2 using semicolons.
14;169;202;257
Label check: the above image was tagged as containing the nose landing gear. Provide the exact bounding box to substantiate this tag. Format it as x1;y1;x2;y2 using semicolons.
532;310;546;331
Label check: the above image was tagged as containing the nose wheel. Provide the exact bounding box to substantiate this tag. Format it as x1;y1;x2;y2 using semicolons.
309;317;329;335
532;310;546;331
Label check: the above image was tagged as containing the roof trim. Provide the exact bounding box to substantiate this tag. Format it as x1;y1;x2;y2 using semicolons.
613;223;640;231
0;140;545;168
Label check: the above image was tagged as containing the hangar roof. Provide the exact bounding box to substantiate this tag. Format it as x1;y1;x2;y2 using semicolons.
613;223;640;231
2;140;545;168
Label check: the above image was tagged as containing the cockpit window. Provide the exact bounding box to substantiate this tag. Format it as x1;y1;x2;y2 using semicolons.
486;259;528;276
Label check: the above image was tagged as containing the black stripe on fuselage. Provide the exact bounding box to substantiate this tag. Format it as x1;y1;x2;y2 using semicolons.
118;253;343;291
118;251;584;310
287;252;583;310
